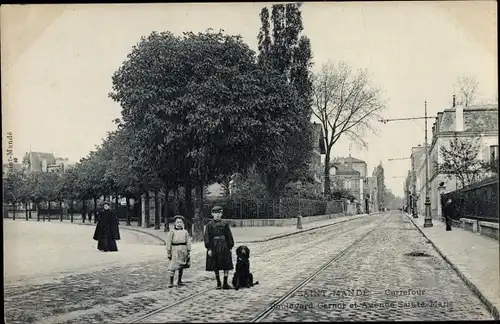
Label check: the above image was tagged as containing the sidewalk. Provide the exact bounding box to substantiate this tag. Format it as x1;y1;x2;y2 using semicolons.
406;213;500;320
115;213;372;244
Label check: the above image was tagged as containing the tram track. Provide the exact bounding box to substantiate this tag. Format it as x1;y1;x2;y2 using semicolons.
250;213;391;322
126;214;389;323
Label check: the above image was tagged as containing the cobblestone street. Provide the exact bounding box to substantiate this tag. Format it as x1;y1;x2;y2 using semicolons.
3;212;493;323
262;212;492;321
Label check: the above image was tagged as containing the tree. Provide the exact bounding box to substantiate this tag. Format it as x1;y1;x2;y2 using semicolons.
3;169;26;219
256;3;314;198
312;61;386;195
109;30;306;240
58;167;80;221
329;188;356;202
373;163;387;211
454;76;478;107
436;135;489;188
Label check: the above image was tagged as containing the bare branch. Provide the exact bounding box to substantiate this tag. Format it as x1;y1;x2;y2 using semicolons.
312;61;386;154
454;76;479;107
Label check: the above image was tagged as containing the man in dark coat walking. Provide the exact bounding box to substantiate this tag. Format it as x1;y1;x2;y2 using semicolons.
93;202;121;252
443;197;453;231
204;205;234;289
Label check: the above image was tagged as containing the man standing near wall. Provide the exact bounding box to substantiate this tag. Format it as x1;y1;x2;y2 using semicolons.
442;197;453;231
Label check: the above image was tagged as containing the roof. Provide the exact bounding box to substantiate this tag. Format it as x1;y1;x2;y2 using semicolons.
332;156;366;164
28;152;56;171
335;164;361;176
30;152;56;163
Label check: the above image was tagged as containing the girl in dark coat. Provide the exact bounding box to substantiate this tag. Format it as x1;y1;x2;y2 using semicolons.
204;205;234;289
93;202;120;252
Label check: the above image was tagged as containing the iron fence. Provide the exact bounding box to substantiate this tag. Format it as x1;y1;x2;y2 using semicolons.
442;176;499;223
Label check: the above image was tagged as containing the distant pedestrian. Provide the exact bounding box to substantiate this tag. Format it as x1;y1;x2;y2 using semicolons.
166;215;191;288
93;202;120;252
204;205;234;290
443;198;453;231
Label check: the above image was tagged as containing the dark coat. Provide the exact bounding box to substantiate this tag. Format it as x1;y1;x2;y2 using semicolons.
443;199;453;230
204;219;234;271
93;210;120;240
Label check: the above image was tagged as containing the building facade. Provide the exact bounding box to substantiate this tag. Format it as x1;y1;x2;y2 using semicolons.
412;98;498;218
366;176;378;213
329;155;368;212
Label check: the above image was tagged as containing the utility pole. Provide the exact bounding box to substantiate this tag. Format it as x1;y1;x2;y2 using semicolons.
380;107;436;223
423;101;433;227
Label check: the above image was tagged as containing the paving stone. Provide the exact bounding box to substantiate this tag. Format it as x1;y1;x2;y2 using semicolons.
263;213;492;321
5;213;491;323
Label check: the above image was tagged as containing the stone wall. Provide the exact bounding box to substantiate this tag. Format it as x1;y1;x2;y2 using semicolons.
228;212;345;227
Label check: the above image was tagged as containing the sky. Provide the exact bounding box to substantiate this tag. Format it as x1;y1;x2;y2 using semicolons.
2;2;497;197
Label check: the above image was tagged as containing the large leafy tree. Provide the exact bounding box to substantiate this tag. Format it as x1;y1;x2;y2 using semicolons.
257;3;314;198
109;30;304;239
436;135;489;188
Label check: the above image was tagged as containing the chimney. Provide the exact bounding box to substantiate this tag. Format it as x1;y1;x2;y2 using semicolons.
452;95;456;108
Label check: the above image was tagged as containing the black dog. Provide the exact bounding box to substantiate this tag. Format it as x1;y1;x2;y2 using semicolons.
232;245;259;290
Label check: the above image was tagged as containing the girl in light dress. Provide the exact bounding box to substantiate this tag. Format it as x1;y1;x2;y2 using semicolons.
166;215;191;288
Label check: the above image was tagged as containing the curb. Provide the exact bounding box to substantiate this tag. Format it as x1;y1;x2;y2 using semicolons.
405;213;499;320
77;222;167;245
229;213;374;244
122;213;374;246
119;226;167;245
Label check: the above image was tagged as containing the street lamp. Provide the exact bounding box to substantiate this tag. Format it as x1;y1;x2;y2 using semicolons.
423;101;433;228
296;181;303;229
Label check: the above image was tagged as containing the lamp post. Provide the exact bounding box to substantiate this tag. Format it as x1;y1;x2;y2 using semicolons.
423;101;433;227
297;181;303;229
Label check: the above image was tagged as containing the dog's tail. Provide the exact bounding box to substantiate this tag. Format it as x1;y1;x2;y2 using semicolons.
253;281;259;285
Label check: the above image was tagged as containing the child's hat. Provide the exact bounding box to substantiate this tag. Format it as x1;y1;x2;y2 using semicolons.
173;215;185;222
211;205;223;212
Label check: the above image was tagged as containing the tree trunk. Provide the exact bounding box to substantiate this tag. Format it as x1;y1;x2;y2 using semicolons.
47;201;51;221
115;194;119;210
82;199;87;223
136;194;142;227
126;197;131;225
28;201;32;219
36;202;40;221
145;191;150;227
25;202;29;221
164;189;170;232
91;197;97;223
193;180;205;241
174;187;180;214
12;202;16;221
154;191;160;230
70;200;74;223
323;148;332;196
60;200;63;221
184;180;194;237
